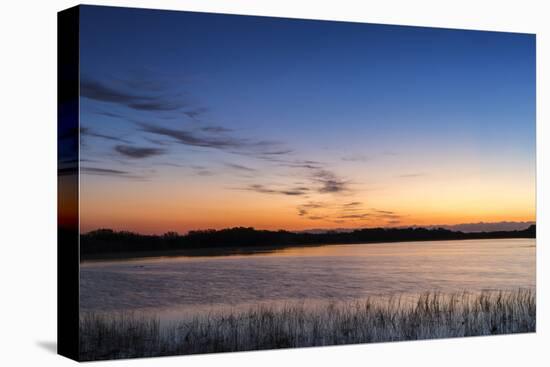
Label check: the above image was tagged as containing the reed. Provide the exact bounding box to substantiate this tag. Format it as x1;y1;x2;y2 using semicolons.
79;289;535;361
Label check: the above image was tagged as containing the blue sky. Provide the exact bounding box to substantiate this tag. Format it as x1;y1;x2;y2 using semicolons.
78;5;536;233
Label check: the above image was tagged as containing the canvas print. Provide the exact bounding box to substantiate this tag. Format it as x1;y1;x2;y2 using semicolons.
58;5;536;361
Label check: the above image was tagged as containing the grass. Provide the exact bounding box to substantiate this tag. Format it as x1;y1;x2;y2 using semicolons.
79;289;535;361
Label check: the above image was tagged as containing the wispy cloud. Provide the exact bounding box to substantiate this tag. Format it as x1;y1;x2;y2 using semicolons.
184;107;208;120
298;209;308;216
371;210;402;220
81;166;149;181
114;145;165;159
377;213;401;219
94;110;125;119
242;184;309;196
373;209;395;215
138;122;288;157
257;150;295;157
235;166;350;199
338;213;370;219
313;169;350;194
277;159;324;170
81;76;188;112
343;201;362;207
158;162;185;168
295;200;402;225
81;167;129;176
80;126;131;144
224;163;257;172
139;123;245;149
185;164;215;176
144;137;172;146
300;201;324;209
200;126;233;133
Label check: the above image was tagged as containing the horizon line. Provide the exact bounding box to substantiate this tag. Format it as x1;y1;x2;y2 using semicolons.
79;221;536;236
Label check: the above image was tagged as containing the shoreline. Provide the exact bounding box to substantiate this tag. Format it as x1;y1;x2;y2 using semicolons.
80;235;535;262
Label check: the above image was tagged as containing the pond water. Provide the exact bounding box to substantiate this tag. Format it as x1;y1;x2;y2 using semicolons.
80;238;535;319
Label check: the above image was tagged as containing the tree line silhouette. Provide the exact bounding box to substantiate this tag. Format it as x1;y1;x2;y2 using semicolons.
80;225;535;258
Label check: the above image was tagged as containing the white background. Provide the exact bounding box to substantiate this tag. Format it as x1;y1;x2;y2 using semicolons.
0;0;548;365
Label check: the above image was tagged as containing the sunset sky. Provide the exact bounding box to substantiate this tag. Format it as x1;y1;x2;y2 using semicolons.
78;6;535;234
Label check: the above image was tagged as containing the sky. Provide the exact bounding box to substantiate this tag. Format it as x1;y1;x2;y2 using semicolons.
78;5;536;234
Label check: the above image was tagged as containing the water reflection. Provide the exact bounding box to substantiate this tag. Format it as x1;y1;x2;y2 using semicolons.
80;238;535;320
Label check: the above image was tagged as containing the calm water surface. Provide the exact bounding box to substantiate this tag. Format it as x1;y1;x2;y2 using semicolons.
80;239;535;318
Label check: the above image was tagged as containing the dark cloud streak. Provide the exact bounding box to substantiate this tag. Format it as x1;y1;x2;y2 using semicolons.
114;145;165;159
242;184;309;196
81;77;188;112
201;126;233;133
81;167;129;175
313;169;350;194
138;122;290;158
80;127;131;144
224;163;256;172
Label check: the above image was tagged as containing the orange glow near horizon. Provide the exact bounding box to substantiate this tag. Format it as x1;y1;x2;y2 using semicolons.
80;162;535;234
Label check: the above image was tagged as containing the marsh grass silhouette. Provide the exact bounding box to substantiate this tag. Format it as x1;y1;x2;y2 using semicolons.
79;289;535;361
